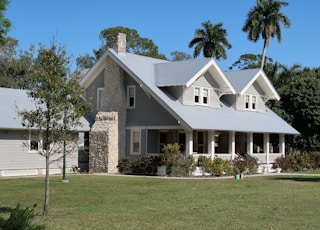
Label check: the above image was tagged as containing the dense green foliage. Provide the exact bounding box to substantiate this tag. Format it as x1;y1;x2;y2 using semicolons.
242;0;290;69
18;42;92;216
0;203;45;230
188;20;231;60
0;0;11;45
274;152;320;172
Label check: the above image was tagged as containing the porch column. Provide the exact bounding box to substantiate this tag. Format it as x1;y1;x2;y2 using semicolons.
186;131;193;157
280;134;285;157
247;132;253;155
208;131;215;160
229;131;235;160
264;133;270;164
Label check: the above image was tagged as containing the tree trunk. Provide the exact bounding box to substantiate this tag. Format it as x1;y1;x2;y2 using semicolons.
260;37;270;70
43;153;50;216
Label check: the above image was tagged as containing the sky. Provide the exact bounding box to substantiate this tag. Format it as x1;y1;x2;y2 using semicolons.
5;0;320;71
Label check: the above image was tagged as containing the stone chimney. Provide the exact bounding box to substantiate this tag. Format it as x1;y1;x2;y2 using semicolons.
106;33;126;53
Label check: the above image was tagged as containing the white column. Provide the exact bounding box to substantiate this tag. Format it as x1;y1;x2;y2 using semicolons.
264;133;270;164
229;131;235;160
280;133;285;157
208;131;215;160
186;131;193;157
247;132;253;155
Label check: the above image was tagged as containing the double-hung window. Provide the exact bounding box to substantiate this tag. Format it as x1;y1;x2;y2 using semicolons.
97;88;104;110
194;87;209;105
245;95;257;111
127;85;136;109
131;129;141;155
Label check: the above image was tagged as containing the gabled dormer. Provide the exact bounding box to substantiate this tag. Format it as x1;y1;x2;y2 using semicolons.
224;68;280;113
155;58;235;108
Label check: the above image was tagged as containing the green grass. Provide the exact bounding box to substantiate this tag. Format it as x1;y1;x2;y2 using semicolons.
1;174;320;229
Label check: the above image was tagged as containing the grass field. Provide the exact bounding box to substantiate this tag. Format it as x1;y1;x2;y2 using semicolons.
1;174;320;230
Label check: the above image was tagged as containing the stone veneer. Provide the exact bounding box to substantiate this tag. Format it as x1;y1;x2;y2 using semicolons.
89;112;119;173
89;33;127;173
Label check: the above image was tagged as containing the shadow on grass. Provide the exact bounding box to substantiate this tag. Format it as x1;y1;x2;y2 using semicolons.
273;176;320;183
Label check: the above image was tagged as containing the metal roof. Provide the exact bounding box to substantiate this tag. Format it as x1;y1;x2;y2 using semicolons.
82;49;299;135
0;87;90;131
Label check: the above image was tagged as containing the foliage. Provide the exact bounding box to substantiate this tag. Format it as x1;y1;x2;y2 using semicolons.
170;51;192;61
188;20;232;60
162;143;183;175
76;53;96;70
0;0;11;45
182;155;196;176
95;26;167;60
274;152;320;172
18;41;92;216
233;155;259;174
242;0;290;69
197;155;212;173
211;157;225;176
0;37;34;89
0;203;45;230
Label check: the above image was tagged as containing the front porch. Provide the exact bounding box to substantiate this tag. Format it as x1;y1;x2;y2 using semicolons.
144;129;286;165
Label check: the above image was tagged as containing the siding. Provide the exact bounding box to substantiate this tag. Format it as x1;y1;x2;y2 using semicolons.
182;73;220;108
0;130;78;171
85;69;104;121
124;73;178;127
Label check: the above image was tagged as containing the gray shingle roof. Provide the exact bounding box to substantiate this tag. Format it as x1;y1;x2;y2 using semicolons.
0;87;90;131
82;49;299;135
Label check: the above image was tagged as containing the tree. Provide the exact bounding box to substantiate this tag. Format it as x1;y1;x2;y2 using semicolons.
0;37;34;89
76;53;96;70
0;0;11;45
95;26;167;60
18;41;91;216
242;0;290;69
170;51;192;61
188;20;232;60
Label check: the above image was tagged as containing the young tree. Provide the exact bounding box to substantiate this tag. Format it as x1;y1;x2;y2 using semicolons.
18;41;91;216
170;51;192;61
188;20;232;60
242;0;290;69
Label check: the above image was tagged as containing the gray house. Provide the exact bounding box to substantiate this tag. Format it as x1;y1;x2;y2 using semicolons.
0;87;90;177
80;33;299;174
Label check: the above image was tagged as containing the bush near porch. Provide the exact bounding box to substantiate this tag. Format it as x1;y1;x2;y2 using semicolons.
117;144;259;177
274;152;320;172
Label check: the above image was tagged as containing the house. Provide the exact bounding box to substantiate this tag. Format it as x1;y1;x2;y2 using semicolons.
80;33;299;174
0;87;90;177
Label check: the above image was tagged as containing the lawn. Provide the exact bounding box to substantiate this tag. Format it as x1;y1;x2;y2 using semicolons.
1;174;320;230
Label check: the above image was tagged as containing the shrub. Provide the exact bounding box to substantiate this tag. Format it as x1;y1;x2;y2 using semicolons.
211;158;225;176
233;155;258;174
117;158;132;174
162;143;183;176
197;156;212;173
183;155;196;176
0;203;45;230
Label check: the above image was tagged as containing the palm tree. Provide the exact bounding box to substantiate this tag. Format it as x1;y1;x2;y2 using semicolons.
242;0;290;69
188;20;232;60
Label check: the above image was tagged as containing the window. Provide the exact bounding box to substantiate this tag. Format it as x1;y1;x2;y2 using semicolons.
127;85;136;109
245;95;257;111
194;87;209;105
97;88;104;110
131;129;140;155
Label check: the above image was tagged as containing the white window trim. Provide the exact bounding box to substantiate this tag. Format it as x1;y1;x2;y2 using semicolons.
130;129;141;155
97;88;104;110
127;85;136;109
194;86;209;106
245;94;258;111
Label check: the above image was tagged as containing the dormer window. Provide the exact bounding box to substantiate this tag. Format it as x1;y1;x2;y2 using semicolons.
245;94;257;111
194;86;209;105
127;85;136;109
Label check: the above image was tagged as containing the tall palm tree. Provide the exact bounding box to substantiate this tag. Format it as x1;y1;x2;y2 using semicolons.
188;20;232;60
242;0;290;69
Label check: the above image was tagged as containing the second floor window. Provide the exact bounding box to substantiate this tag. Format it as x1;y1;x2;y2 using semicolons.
97;88;104;110
245;95;257;111
194;86;209;105
127;85;136;109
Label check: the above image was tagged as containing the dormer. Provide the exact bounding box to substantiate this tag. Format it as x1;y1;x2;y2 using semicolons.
224;68;280;113
155;58;235;108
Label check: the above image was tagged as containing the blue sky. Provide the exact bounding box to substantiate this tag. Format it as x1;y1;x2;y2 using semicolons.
6;0;320;71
